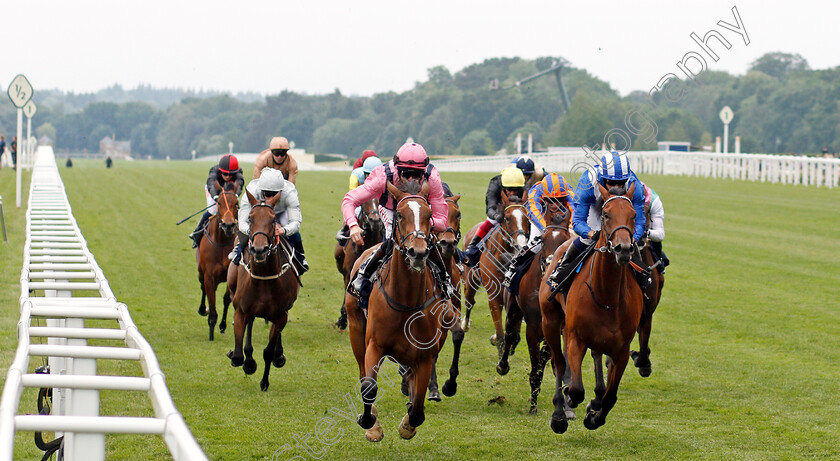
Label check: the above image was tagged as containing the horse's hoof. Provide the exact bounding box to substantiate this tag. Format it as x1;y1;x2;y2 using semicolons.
586;400;602;413
460;317;471;332
441;380;457;397
398;414;417;440
357;413;377;430
243;359;257;375
496;362;510;376
630;350;639;361
550;417;568;434
427;389;441;402
228;351;243;367
335;316;348;331
219;322;226;334
273;354;286;368
564;409;577;420
400;377;410;397
489;334;497;346
208;331;214;342
638;366;652;377
364;419;383;442
198;306;207;316
583;412;602;430
260;379;269;392
529;406;538;416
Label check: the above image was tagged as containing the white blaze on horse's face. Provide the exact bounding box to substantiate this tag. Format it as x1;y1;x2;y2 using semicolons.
511;207;528;248
407;201;421;233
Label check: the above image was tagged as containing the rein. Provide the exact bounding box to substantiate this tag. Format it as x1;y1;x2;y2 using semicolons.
586;195;635;309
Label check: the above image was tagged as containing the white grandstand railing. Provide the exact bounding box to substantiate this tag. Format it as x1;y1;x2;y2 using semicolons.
0;147;207;461
432;150;840;188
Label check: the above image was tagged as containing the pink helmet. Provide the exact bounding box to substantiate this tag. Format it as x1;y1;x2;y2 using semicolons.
394;142;429;170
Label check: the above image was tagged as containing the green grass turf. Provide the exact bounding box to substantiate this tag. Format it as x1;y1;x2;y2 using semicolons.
2;159;839;460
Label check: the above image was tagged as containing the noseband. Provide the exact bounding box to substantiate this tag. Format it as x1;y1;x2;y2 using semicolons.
502;203;529;242
394;195;434;259
597;195;635;254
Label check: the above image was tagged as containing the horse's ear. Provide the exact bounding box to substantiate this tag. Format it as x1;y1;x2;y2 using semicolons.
598;182;610;199
214;180;222;194
420;181;430;200
387;181;404;204
246;189;258;206
451;194;461;203
625;181;636;199
500;189;511;207
266;191;282;207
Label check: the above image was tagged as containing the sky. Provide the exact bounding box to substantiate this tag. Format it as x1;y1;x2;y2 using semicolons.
2;0;838;99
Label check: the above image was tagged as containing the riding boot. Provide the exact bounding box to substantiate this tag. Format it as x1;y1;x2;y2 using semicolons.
229;231;247;266
430;248;456;300
547;238;588;294
289;233;309;273
504;237;542;287
463;234;483;268
651;240;669;270
336;223;350;246
348;240;392;308
631;244;652;290
190;211;212;248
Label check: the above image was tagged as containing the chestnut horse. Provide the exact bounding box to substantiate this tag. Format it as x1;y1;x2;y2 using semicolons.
196;182;240;341
226;190;300;391
428;194;464;400
346;181;456;442
462;191;529;359
498;198;571;415
539;183;644;433
334;199;385;330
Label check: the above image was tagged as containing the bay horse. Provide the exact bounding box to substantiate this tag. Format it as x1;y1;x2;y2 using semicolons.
539;182;644;433
497;198;572;415
334;199;385;330
462;191;529;358
345;180;456;442
226;190;300;391
630;211;665;376
196;181;239;341
428;194;464;400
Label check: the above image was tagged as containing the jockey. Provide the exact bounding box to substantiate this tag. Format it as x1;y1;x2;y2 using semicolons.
353;149;379;169
342;142;455;307
189;154;244;248
336;155;384;244
254;136;299;184
513;155;547;189
463;166;527;267
229;168;309;273
503;172;574;287
641;181;669;272
548;151;649;293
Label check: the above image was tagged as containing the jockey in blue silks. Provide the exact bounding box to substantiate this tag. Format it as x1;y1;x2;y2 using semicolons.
547;151;651;294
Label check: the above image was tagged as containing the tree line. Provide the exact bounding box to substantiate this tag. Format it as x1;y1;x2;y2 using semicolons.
0;52;836;158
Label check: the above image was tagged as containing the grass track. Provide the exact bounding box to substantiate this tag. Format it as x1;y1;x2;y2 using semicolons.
2;160;839;460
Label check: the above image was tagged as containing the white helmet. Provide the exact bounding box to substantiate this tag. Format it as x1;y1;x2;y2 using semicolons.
259;168;285;192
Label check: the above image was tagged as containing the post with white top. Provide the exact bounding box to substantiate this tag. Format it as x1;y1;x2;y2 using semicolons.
7;74;34;208
24;100;37;171
720;106;734;155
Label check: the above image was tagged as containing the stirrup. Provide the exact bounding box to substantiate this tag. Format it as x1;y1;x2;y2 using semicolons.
502;268;515;288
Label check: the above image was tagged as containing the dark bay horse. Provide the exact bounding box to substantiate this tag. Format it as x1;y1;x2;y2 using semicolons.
428;194;464;400
539;183;644;433
498;198;571;415
226;190;300;391
346;181;456;442
196;182;239;341
462;191;529;358
334;199;384;330
630;215;666;376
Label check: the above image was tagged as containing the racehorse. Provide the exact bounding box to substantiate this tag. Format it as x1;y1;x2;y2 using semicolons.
196;181;239;341
497;198;571;415
334;199;384;330
428;194;464;400
226;190;300;391
345;180;456;442
630;212;665;376
462;191;529;358
539;182;644;433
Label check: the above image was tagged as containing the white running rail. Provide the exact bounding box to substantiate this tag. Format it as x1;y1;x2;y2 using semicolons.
433;151;840;188
0;147;207;460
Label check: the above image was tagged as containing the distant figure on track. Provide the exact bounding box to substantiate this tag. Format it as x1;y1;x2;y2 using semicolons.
254;136;298;184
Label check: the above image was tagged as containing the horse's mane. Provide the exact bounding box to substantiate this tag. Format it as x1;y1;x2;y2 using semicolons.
398;179;422;195
223;182;236;192
596;186;627;209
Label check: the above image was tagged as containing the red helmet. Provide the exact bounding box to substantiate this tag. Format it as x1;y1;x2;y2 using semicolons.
394;143;429;170
219;154;240;173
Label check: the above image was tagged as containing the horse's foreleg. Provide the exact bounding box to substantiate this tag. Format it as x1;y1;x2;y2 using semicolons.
584;349;630;431
346;297;367;379
220;290;231;334
631;311;653;377
589;351;606;413
461;270;478;332
197;273;207;316
541;302;568;433
427;364;441;402
229;309;246;367
260;323;281;392
488;296;505;356
565;333;586;409
359;344;384;442
442;320;464;397
243;319;257;375
204;274;218;341
400;359;432;440
273;313;287;369
525;319;544;414
497;299;522;375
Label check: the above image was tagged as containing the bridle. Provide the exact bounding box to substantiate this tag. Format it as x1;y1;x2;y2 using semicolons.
217;190;238;224
248;202;278;256
358;200;382;237
439;197;461;245
502;203;529;243
595;195;635;254
393;194;435;261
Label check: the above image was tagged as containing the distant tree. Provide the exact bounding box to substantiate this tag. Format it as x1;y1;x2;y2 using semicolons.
427;66;453;87
548;90;612;148
36;122;57;141
749;52;810;80
457;129;494;156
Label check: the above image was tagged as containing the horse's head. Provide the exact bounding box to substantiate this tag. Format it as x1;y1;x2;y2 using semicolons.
215;181;239;237
246;189;280;264
540;196;570;252
359;198;383;238
598;182;637;266
500;190;529;250
437;194;461;256
388;180;432;272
